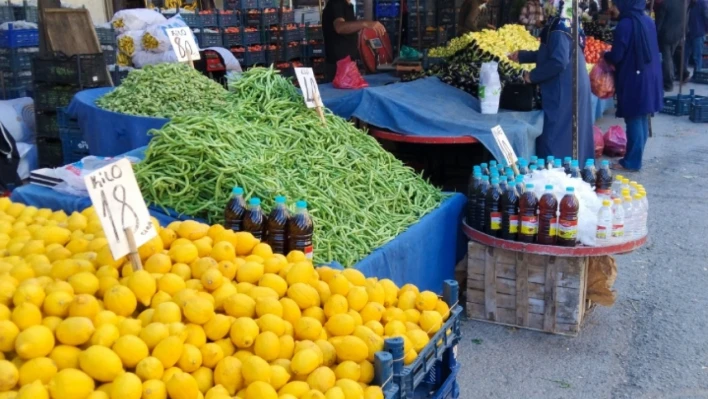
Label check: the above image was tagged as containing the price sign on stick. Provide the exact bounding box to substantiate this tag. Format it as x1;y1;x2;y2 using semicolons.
491;125;518;167
84;159;156;269
166;26;201;64
294;67;326;124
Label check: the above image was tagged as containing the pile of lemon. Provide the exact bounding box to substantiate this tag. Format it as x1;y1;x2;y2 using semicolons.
0;197;452;399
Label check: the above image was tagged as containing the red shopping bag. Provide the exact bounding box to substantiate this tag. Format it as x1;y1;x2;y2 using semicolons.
333;56;368;89
603;125;627;156
590;58;615;99
594;126;605;159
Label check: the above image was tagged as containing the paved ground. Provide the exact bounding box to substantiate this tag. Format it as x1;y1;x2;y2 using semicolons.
456;82;708;399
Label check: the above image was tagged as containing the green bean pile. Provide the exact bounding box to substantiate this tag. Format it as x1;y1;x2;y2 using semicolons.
135;67;444;266
96;63;230;118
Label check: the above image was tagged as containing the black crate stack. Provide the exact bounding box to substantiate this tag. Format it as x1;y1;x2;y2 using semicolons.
200;10;224;48
33;53;111;168
303;23;323;82
226;0;266;68
0;23;38;100
265;8;304;70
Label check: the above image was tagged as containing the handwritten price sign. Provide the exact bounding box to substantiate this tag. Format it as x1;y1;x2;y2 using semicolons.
294;67;323;109
491;125;518;166
84;159;157;260
166;26;201;63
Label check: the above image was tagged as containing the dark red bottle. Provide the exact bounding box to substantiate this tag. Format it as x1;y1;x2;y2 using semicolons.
518;183;538;243
243;197;265;240
288;200;314;259
557;187;580;247
500;181;520;241
537;184;558;245
266;196;290;255
484;177;503;237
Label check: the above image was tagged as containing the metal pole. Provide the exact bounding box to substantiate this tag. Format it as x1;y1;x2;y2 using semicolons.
678;0;688;96
572;0;579;160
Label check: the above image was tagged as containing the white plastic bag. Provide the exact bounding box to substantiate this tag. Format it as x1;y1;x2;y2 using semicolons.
117;30;144;56
479;61;502;115
0;98;34;144
143;15;193;54
111;8;166;34
52;155;141;197
132;49;179;68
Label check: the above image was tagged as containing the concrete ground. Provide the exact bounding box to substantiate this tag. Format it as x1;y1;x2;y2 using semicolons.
456;82;708;399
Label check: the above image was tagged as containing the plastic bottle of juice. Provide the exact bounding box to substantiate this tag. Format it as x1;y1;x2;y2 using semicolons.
569;160;581;178
563;157;572;174
224;186;247;232
474;175;490;231
504;166;514;177
633;193;646;238
518;183;539;243
611;198;625;242
480;162;490;176
499;176;509;194
501;180;520;241
489;160;498;171
243;197;265;240
288;200;314;259
622;195;635;240
546;156;555;169
537;159;546;171
596;199;613;245
528;164;538;176
581;159;596;187
595;160;613;197
611;174;624;197
537;184;558;245
529;155;538;169
518;159;529;175
553;159;562;170
466;172;482;226
266;196;290;255
485;177;503;237
515;175;526;194
557;187;580;247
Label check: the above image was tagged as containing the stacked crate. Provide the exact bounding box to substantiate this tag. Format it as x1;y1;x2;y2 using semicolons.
374;0;400;53
199;10;223;47
12;1;38;23
227;0;267;67
304;23;324;82
0;24;38;99
33;52;111;168
265;9;304;66
57;107;88;164
96;26;117;70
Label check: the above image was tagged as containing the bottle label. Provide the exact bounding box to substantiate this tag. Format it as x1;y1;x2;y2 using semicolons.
490;212;502;230
612;224;624;237
597;189;612;196
304;245;313;260
558;218;578;239
548;218;558;236
509;215;519;234
596;225;608;239
520;215;538;235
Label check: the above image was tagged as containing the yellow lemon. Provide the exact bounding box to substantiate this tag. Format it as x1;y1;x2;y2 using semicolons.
201;268;224;291
213;356;243;395
363;386;384;399
16;379;48;399
12;283;44;307
269;364;290;390
285;262;316;286
359;360;374;384
397;291;417;311
68;294;101;318
236;261;264;284
245;381;277;399
152;302;181;324
42;291;73;318
325;313;355;337
242;355;271;385
90;323;120;347
177;220;209;241
56;317;94;346
136;356;165;381
335;379;363;399
127;270;157;306
280;297;301;326
177;343;202;373
415;291;438;311
203;314;230;341
15;324;54;359
255;296;283;318
0;360;19;391
229;317;259;348
48;368;94;399
184;323;207;347
290;349;320;377
307;366;336;392
200;343;224;369
159;229;177;249
103;285;137;317
145;253;172;274
110;372;142;399
183;296;214;325
152;335;184;368
325;387;346;399
140;323;169;350
233;232;258;256
191;366;213;394
419;311;443;334
334;361;360;381
341;269;366;286
346;286;368;311
141;379;166;399
211;282;237;311
328;274;351;297
253;331;280;361
11;302;42;330
113;334;149;368
0;320;19;352
287;283;319;310
118;318;142;336
258;273;287;298
210;241;236;263
68;271;99;295
49;345;81;370
168;243;199;264
79;345;123;382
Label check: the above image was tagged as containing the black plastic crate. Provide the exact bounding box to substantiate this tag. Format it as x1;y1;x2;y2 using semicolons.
689;98;708;123
199;12;218;27
218;11;240;27
239;0;258;9
0;25;39;48
37;138;64;168
0;5;13;23
661;90;704;116
2;70;32;87
282;44;302;60
223;30;243;46
305;42;324;57
32;52;110;88
693;69;708;84
245;10;261;25
35;111;60;139
60;128;89;164
110;67;131;85
0;47;36;71
57;107;79;129
103;48;116;65
281;10;294;24
0;85;30;100
269;26;304;42
201;30;223;47
244;49;266;65
260;0;276;7
243;29;261;44
34;84;80;112
263;11;279;25
13;4;38;23
96;27;116;45
306;25;322;40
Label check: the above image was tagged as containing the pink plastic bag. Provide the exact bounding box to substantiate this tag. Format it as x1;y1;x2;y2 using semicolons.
593;126;605;159
333;56;368;90
590;58;615;99
603;125;627;157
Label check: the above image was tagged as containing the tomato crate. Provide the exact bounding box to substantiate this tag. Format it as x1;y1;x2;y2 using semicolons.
689;98;708;123
180;12;200;28
281;9;294;24
35;111;61;139
95;27;116;46
306;25;323;40
263;12;279;26
57;107;79;129
243;29;262;45
32;52;110;88
34;84;80;112
0;47;36;71
269;26;305;42
693;69;708;84
238;0;258;9
59;127;89;164
305;42;324;57
199;12;218;27
223;31;242;47
218;11;240;27
244;49;266;65
0;25;39;48
201;30;223;47
37;137;63;168
385;280;462;399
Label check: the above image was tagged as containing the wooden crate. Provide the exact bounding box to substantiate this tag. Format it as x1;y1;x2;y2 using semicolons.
466;241;589;336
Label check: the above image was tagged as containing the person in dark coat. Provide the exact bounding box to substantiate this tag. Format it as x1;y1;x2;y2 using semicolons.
509;10;594;163
655;0;690;91
604;0;663;171
685;0;708;72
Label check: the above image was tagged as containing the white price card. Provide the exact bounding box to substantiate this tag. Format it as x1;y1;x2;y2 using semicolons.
294;67;323;109
166;26;201;62
491;125;518;166
84;159;157;260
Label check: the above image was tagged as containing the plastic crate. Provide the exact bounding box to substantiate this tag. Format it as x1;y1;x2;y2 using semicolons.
239;0;258;9
244;49;266;65
305;42;324;57
263;11;279;25
260;0;277;7
0;5;13;23
384;280;462;399
35;111;61;139
306;25;323;40
59;128;89;164
13;4;38;23
245;11;262;25
201;30;223;47
36;138;63;168
0;25;39;48
103;48;116;65
218;11;240;27
281;9;294;24
2;70;32;87
110;67;131;85
180;13;200;28
376;2;400;18
32;52;110;88
693;69;708;84
0;47;36;71
283;44;302;60
0;85;30;99
95;27;116;45
223;31;243;46
57;107;79;129
270;26;304;43
689;98;708;123
660;89;704;116
200;12;219;27
243;29;262;44
33;84;80;112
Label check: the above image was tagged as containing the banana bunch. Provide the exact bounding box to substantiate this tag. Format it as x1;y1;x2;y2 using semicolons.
428;33;476;58
164;0;181;8
112;19;125;29
117;52;132;66
142;33;160;50
118;35;136;56
470;25;539;71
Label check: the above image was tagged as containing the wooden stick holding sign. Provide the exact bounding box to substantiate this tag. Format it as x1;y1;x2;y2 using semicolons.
491;125;519;175
294;67;326;125
166;26;200;68
84;158;157;272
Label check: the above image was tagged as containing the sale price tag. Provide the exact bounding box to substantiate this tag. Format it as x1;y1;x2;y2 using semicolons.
166;26;201;63
84;159;157;261
491;125;518;167
294;67;323;109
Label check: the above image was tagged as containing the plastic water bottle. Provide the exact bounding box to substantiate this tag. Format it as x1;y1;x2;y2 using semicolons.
569;160;581;178
529;156;538;169
537;159;546;171
611;174;624;197
632;193;646;238
553;159;563;170
288;200;314;259
266;196;290;255
621;178;631;193
224;186;247;232
596;199;613;245
629;181;639;196
484;177;503;237
243;197;265;240
611;198;625;242
622;195;635;240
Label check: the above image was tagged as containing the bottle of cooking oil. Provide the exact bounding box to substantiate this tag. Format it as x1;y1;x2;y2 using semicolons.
224;186;247;232
288;200;314;260
243;197;265;240
266;196;290;255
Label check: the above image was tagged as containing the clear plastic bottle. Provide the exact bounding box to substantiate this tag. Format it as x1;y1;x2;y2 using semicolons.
553;159;563;170
224;186;247;232
569;160;581;178
287;200;314;259
621;178;630;193
633;193;646;238
243;197;265;240
537;184;558;245
596;199;613;245
622;195;635;240
611;198;625;242
484;177;503;237
611;174;624;197
529;164;538;176
266;196;290;255
629;181;639;196
529;155;538;170
557;187;580;247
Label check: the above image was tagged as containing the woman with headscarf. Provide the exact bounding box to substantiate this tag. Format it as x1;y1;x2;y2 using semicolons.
509;4;594;163
603;0;662;171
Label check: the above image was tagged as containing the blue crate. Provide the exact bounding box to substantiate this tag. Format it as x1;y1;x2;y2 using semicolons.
661;89;704;116
259;0;276;7
384;280;462;399
59;128;89;165
243;29;261;44
245;11;262;25
201;30;223;47
689;98;708;123
281;10;294;24
57;107;79;129
223;31;243;46
283;44;301;60
244;49;266;65
373;352;402;399
0;48;36;71
263;11;279;25
693;69;708;84
218;11;240;27
0;25;39;48
376;2;400;18
239;0;258;9
179;12;200;27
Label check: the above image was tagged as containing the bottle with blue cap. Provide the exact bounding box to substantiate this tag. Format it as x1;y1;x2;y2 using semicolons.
546;156;555;169
563;157;572;174
596;159;613;196
225;186;247;232
473;175;490;231
480;162;490;176
501;175;520;241
489;160;498;170
518;183;538;243
485;176;503;237
467;171;483;227
529;155;538;169
581;159;597;186
558;187;579;247
536;158;546;171
518;159;529;175
569;159;581;178
288;200;314;259
267;196;290;255
553;159;562;170
243;197;265;240
537;184;558;245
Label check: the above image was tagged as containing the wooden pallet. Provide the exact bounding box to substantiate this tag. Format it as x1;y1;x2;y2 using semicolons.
466;241;589;336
